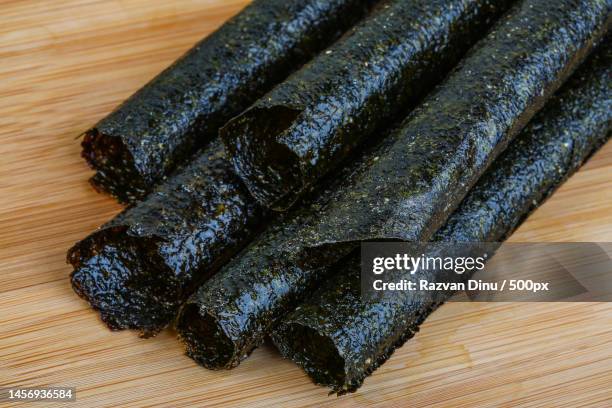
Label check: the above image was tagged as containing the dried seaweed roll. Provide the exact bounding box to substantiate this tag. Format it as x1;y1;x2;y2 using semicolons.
272;44;612;394
69;143;265;336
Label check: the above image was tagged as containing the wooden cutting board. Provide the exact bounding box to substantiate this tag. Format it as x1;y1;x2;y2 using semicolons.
1;1;611;406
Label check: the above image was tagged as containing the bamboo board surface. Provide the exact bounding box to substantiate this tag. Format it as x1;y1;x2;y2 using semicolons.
1;1;611;406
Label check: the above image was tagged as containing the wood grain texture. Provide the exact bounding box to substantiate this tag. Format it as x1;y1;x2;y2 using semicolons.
1;1;611;406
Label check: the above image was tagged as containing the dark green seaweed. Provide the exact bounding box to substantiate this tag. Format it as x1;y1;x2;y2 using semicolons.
68;142;265;336
176;0;608;370
284;0;609;249
271;44;612;394
176;205;332;368
222;0;513;210
82;0;377;203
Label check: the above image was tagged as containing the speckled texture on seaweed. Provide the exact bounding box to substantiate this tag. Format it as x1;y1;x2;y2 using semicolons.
68;142;266;336
273;256;450;394
176;0;515;369
223;0;513;210
271;44;612;394
288;0;609;249
436;43;612;242
176;181;348;368
81;0;377;203
176;0;609;371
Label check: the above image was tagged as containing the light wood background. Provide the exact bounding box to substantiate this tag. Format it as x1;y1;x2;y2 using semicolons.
1;1;611;406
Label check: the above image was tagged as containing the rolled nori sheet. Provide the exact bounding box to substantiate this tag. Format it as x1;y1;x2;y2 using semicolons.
271;44;612;394
177;193;338;368
284;0;609;248
82;0;377;203
222;0;513;210
68;142;265;336
176;0;608;369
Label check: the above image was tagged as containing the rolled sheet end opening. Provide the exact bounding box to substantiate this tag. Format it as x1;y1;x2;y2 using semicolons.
222;105;304;210
177;303;237;370
273;321;348;391
68;231;180;335
82;128;148;203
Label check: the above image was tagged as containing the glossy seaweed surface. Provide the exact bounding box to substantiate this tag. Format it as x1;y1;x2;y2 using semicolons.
271;44;612;394
176;181;347;369
69;142;266;336
176;0;609;371
222;0;513;210
176;0;516;369
81;0;377;203
283;0;609;251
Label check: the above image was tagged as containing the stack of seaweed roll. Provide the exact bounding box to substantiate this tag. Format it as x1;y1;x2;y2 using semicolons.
68;0;611;394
